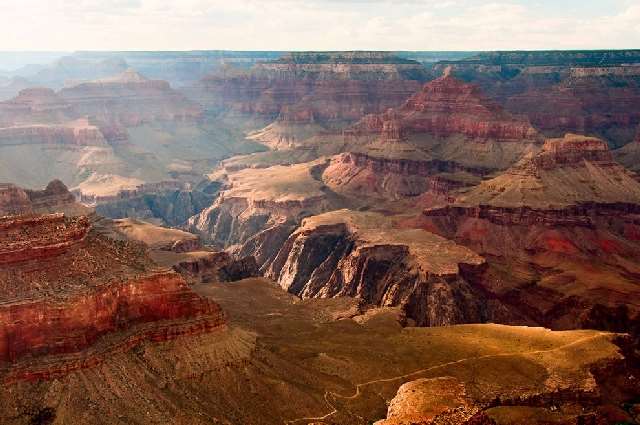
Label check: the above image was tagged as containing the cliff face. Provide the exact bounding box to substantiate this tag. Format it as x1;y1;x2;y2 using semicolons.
348;74;539;143
437;52;640;148
94;181;219;226
263;210;488;326
457;134;640;208
185;52;428;126
323;151;472;200
189;160;332;250
0;212;225;382
0;119;107;147
501;74;640;148
59;69;203;128
416;135;640;332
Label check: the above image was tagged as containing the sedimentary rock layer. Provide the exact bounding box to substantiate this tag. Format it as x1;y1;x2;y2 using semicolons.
265;209;487;326
0;212;225;381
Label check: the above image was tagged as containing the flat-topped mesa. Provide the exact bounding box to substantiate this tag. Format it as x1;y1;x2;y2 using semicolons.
59;69;203;126
253;51;430;80
187;52;428;122
0;118;108;147
532;133;613;170
189;159;332;252
0;212;225;379
264;209;486;326
351;75;540;142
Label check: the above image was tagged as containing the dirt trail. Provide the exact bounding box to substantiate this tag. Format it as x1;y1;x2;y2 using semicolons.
284;332;608;424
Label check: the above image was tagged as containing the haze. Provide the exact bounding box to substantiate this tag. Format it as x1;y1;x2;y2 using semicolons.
1;0;639;51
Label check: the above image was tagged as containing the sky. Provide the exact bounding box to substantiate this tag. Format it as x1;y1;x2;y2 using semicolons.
0;0;639;51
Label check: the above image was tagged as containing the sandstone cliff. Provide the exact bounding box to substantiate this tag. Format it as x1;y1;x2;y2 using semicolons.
0;212;225;382
264;209;487;326
186;52;428;120
189;159;333;254
344;74;542;172
416;134;640;332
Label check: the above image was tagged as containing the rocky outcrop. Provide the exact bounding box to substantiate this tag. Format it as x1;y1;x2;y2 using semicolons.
172;251;259;284
59;69;203;128
94;180;219;226
348;74;540;143
416;136;640;332
0;179;90;217
189;159;333;250
456;134;640;208
323;151;477;200
264;210;487;326
0;212;225;382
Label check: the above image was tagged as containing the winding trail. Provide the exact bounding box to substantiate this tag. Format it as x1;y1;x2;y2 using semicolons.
284;332;608;424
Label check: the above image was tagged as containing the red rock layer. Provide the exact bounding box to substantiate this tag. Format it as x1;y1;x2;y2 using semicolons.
323;152;470;198
348;75;539;142
418;203;640;331
533;134;613;169
192;77;422;123
0;212;226;380
0;214;89;264
502;75;640;147
0;271;223;364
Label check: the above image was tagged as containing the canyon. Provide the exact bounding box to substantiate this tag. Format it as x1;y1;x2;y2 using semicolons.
2;49;640;424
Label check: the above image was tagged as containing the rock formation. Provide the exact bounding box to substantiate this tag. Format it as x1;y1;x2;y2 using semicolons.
59;69;203;129
186;52;428;119
348;74;539;141
189;159;333;254
436;50;640;148
0;211;225;382
419;134;640;332
323;151;478;201
264;209;486;326
0;179;90;216
457;134;640;208
344;74;542;172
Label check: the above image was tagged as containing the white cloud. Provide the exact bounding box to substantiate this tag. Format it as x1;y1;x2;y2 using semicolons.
0;0;637;50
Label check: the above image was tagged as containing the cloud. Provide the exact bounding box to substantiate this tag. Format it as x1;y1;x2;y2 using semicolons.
0;0;637;50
